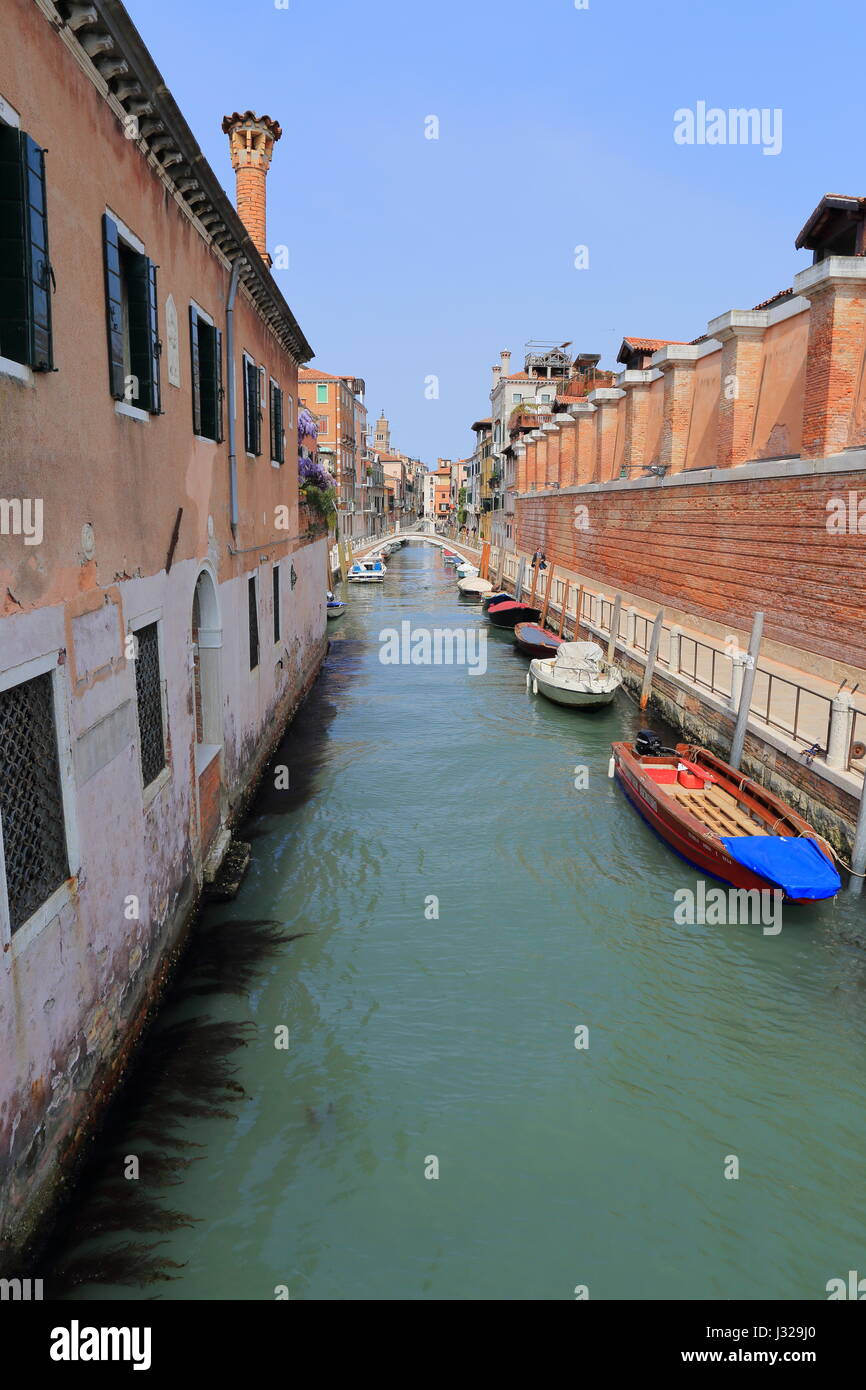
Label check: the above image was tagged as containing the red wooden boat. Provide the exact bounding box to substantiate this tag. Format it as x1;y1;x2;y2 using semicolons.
513;622;562;659
487;600;541;629
611;732;841;903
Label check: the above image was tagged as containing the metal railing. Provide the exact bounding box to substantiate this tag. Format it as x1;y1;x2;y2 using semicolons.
482;546;862;777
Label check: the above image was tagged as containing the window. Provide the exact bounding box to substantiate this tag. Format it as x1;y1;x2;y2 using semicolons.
243;354;261;455
316;383;328;404
513;393;522;404
133;622;166;789
318;415;329;434
539;393;551;403
102;214;160;412
272;565;280;643
269;379;285;464
189;305;223;441
248;575;259;670
0;125;54;371
0;670;68;934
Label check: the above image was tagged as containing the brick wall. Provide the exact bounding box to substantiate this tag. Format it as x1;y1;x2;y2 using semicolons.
517;468;866;668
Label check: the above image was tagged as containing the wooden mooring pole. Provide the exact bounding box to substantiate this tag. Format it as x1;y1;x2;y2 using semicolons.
607;593;622;663
640;609;665;710
540;565;555;628
729;611;764;771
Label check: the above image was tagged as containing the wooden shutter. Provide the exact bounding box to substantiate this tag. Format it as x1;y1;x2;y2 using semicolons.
189;305;202;435
245;358;260;454
102;214;125;399
126;253;160;413
0;128;54;370
214;327;224;442
145;260;161;414
274;385;284;463
242;356;251;452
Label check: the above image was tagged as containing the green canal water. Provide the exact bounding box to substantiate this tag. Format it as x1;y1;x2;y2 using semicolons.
55;543;866;1301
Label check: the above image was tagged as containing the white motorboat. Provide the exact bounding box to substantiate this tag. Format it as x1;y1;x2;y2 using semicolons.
527;641;623;709
455;561;479;578
347;558;386;583
458;576;492;597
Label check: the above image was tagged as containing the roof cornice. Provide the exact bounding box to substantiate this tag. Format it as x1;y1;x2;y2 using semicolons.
51;0;313;362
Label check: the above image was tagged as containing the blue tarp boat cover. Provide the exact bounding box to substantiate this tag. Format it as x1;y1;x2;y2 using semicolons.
719;836;841;899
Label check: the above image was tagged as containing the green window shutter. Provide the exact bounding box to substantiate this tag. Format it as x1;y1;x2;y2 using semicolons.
189;305;202;435
102;214;125;399
245;358;260;454
126;253;161;413
146;259;161;414
0;128;54;370
23;135;53;371
214;327;224;442
274;385;284;463
242;356;251;451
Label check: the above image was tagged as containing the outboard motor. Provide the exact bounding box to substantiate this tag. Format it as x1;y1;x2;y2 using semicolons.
635;729;675;757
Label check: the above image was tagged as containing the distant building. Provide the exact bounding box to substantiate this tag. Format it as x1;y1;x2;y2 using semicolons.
298;368;367;540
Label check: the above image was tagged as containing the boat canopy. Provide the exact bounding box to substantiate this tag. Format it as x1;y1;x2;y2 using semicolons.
719;836;841;899
555;641;604;669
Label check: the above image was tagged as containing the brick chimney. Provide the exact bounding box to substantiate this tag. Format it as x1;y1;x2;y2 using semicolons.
221;110;282;265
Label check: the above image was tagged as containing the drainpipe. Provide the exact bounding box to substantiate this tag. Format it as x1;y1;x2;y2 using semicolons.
226;257;241;539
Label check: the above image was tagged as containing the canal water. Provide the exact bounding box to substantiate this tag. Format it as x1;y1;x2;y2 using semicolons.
49;543;866;1301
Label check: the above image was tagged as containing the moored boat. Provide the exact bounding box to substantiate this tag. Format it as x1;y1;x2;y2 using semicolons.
455;561;479;578
487;599;542;629
347;557;386;582
528;640;622;706
326;600;345;618
480;590;512;610
458;576;493;598
513;622;562;659
610;731;842;902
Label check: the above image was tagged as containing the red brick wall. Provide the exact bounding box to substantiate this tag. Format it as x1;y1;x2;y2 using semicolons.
517;470;866;668
198;755;222;855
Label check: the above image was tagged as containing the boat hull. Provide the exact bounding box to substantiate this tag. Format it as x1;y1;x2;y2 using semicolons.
514;623;562;659
531;672;617;707
611;742;838;902
488;602;541;629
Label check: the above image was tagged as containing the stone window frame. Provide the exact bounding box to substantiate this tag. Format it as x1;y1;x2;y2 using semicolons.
0;648;80;956
127;608;171;809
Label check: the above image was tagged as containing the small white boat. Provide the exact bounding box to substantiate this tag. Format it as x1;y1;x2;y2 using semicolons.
458;576;492;597
456;561;479;578
528;641;623;709
347;558;386;583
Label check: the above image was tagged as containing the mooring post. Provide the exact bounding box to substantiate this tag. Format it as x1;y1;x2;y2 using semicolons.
850;780;866;894
607;593;622;663
540;565;555;628
640;608;665;710
515;557;526;603
729;611;764;771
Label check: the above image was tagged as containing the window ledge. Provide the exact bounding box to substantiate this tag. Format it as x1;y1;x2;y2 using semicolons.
6;876;78;958
142;763;171;809
115;400;149;423
271;459;283;469
0;355;33;384
193;433;218;445
195;743;221;777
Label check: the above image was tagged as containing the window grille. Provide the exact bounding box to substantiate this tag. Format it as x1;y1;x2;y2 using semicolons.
134;622;166;787
249;577;259;669
0;671;68;932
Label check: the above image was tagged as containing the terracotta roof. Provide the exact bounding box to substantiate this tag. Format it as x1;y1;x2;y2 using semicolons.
299;368;355;381
751;288;794;311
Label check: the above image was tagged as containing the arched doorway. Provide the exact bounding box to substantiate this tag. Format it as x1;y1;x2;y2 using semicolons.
191;567;223;857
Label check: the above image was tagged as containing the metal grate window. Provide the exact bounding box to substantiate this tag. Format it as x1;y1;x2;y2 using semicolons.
0;671;69;933
272;566;280;643
249;576;259;670
134;622;166;788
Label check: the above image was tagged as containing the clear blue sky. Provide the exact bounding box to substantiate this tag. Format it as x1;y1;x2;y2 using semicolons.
128;0;866;467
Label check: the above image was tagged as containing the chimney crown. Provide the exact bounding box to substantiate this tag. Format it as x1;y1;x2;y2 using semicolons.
222;111;282;263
